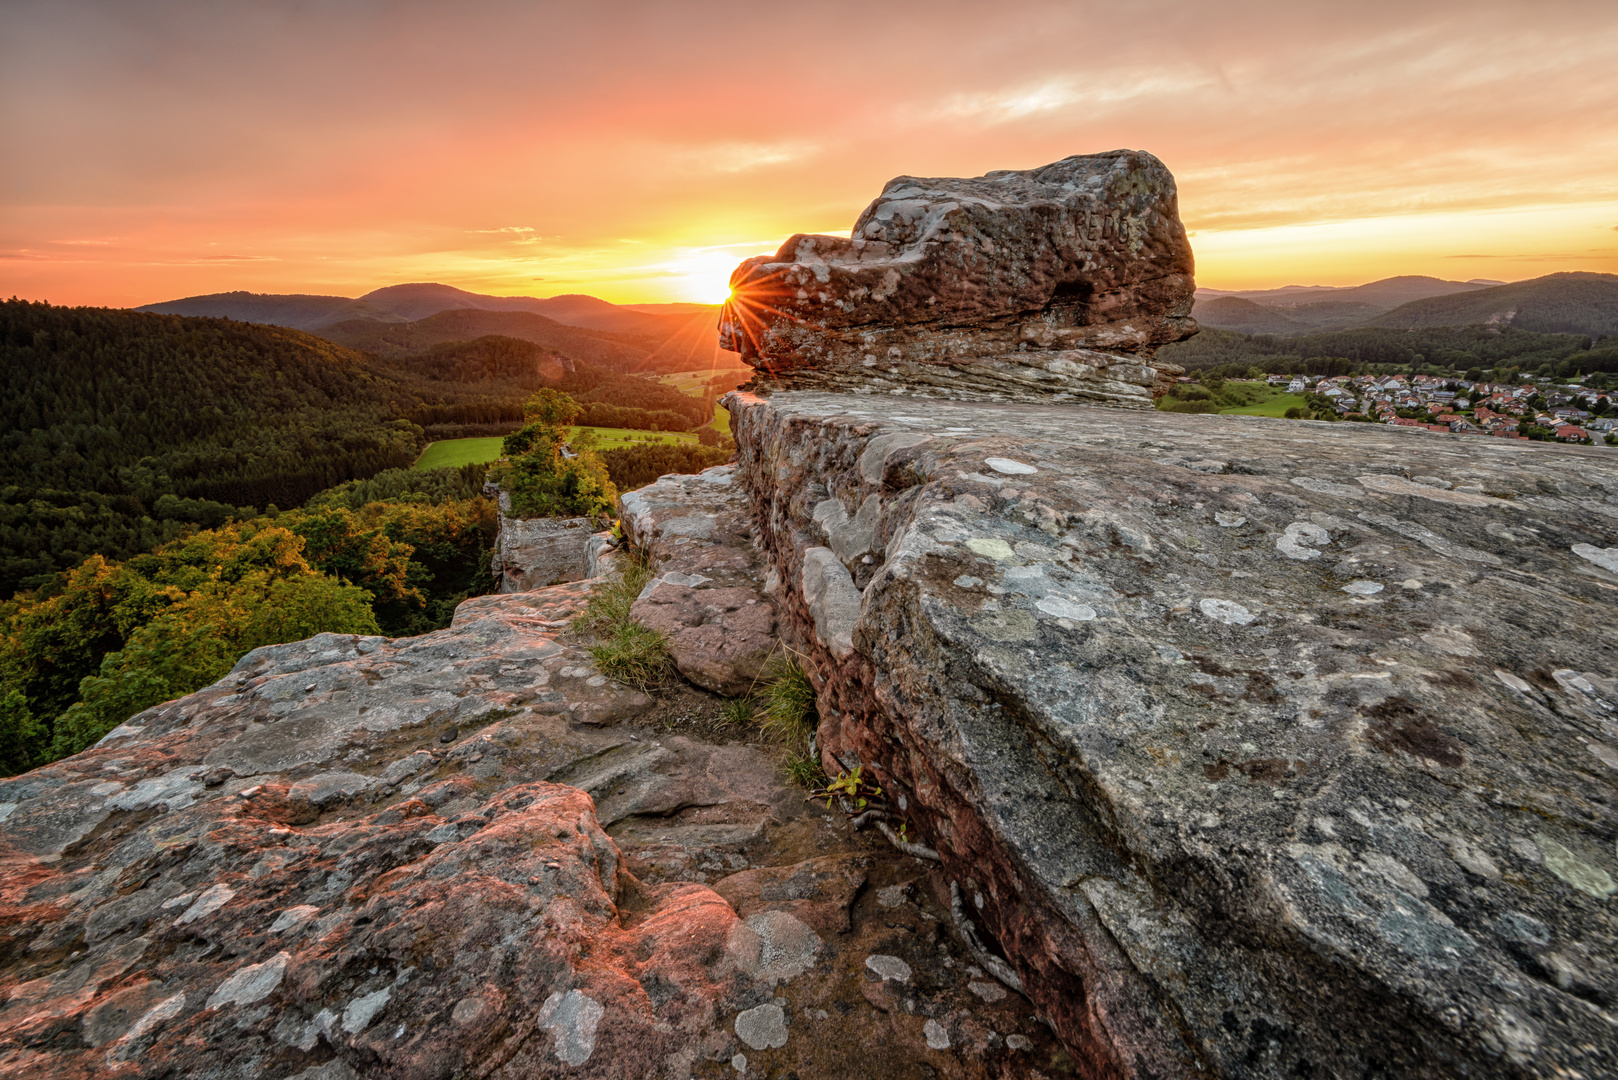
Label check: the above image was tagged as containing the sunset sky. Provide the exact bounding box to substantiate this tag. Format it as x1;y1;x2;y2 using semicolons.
4;0;1617;308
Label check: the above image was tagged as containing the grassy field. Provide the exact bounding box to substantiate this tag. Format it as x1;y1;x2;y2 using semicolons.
413;426;698;471
1220;392;1308;417
414;437;505;470
654;366;749;440
573;426;697;451
659;367;751;395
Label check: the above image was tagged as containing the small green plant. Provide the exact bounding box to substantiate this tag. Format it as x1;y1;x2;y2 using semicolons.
587;621;670;691
757;653;824;787
581;550;669;690
815;765;884;811
720;695;754;727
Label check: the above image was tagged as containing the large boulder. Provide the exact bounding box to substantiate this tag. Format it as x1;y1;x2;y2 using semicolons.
726;388;1618;1079
719;151;1196;404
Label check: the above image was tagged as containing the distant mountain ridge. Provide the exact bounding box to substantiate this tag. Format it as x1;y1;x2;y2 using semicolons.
1193;272;1618;338
137;283;689;336
1195;275;1501;308
135;291;407;330
136;283;736;374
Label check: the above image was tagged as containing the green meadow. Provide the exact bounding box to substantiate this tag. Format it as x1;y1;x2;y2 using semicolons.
1219;391;1309;417
571;426;698;451
412;427;698;471
413;437;506;470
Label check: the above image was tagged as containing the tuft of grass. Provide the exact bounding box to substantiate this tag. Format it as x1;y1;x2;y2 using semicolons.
580;547;653;634
720;696;755;727
781;751;825;789
588;623;670;691
757;655;824;787
581;550;670;690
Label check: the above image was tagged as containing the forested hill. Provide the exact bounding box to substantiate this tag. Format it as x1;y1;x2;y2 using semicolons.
0;301;707;596
0;302;414;593
319;308;653;371
1157;323;1617;378
1367;272;1618;337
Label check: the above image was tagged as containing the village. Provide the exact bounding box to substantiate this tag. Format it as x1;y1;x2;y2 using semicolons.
1259;371;1618;445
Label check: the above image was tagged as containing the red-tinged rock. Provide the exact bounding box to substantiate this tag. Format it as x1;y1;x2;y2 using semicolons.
0;514;1067;1079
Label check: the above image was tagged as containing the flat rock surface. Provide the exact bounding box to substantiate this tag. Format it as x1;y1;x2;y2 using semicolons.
621;466;780;697
728;389;1618;1079
0;523;1060;1077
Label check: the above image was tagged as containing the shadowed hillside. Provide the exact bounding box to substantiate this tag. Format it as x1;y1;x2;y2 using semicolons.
318;309;655;371
1368;271;1618;336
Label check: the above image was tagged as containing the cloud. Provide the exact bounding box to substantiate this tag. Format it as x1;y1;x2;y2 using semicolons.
6;1;1618;304
469;226;543;245
672;141;819;175
932;73;1212;124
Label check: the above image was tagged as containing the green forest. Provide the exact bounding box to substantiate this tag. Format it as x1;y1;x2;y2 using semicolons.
0;301;716;595
0;472;497;771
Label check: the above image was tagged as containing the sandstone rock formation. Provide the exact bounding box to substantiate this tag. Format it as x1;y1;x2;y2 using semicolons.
726;388;1618;1079
718;151;1196;404
490;510;607;592
621;466;779;696
0;486;1063;1078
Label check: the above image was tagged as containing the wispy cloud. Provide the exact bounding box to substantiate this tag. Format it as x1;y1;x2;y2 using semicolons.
469;226;544;245
671;141;819;175
931;74;1213;123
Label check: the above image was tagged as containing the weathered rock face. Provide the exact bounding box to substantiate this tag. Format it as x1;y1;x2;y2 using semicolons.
727;388;1618;1079
491;511;606;592
621;466;779;697
719;151;1195;404
0;502;1066;1077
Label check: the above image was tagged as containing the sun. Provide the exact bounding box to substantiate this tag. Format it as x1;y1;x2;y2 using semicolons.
670;250;745;304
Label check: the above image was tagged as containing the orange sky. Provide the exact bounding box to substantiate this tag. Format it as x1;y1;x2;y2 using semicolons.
3;0;1617;308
